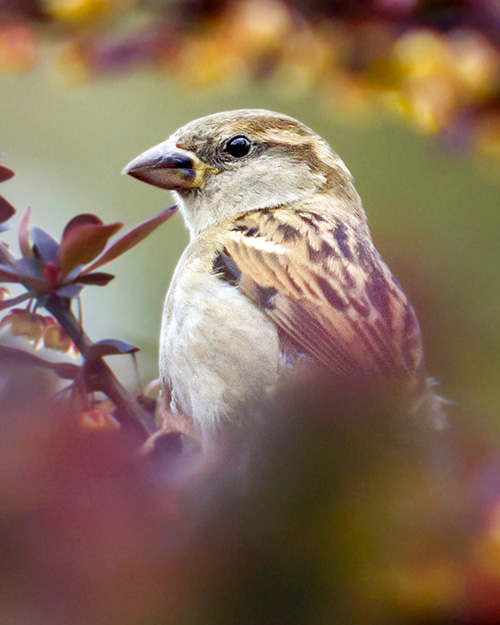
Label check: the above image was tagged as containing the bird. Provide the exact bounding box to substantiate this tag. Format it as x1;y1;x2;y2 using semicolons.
123;109;445;440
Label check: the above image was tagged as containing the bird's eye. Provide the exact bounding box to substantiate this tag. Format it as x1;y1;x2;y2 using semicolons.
224;136;252;158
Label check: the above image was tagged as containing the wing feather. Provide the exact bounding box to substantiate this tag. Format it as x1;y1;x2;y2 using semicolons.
216;207;424;384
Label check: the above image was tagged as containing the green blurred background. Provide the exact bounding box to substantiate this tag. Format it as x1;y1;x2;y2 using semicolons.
1;49;499;429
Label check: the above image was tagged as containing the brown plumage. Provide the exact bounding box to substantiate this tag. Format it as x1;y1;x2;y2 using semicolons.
124;109;444;438
218;206;422;380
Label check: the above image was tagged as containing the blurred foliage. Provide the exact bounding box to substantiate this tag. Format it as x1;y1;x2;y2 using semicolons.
2;0;500;157
2;371;500;625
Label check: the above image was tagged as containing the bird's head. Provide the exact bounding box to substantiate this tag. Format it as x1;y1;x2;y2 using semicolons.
123;109;362;236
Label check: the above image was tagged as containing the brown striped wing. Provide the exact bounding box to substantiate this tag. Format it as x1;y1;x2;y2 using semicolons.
218;208;424;382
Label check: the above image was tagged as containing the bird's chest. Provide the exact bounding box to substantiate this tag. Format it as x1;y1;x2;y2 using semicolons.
159;248;281;429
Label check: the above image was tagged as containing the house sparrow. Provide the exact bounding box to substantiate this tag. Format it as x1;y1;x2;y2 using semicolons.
124;109;444;439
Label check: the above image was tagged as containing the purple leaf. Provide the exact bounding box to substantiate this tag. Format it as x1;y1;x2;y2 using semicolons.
16;257;44;278
15;258;48;290
31;226;59;264
56;284;83;298
0;264;23;283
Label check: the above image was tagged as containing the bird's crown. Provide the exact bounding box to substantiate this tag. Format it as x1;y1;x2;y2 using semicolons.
124;109;362;236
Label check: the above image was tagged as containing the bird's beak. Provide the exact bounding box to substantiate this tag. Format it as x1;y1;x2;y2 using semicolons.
122;141;216;191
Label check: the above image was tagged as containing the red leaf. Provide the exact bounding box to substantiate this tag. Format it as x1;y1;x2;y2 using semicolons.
0;196;16;224
19;206;32;258
0;344;80;379
58;221;123;277
42;262;60;290
87;339;140;360
75;272;115;286
62;213;103;239
84;205;178;273
0;166;14;183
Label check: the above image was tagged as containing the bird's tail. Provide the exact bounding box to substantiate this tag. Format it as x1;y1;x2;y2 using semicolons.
411;377;450;430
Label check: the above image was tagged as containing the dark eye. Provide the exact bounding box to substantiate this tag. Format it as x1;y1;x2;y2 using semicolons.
225;135;252;158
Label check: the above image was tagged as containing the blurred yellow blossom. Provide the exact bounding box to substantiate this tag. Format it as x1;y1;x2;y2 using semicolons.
278;26;336;90
44;0;123;24
394;29;453;80
174;32;247;87
395;75;459;133
0;309;44;346
0;309;79;354
3;0;500;157
230;0;291;51
43;318;79;356
450;29;500;102
56;41;92;85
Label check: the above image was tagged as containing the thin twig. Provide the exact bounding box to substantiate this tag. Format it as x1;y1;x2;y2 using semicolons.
0;292;31;310
45;295;155;439
0;242;16;268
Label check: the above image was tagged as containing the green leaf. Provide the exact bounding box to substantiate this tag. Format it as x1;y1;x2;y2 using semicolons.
84;205;178;273
58;221;123;277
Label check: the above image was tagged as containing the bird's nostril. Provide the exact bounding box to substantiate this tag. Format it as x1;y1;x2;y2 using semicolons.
160;153;194;169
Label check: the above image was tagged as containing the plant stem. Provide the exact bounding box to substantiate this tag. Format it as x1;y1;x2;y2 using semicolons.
45;294;154;439
0;242;16;267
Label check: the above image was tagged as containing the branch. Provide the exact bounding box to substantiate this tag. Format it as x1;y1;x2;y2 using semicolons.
45;294;155;439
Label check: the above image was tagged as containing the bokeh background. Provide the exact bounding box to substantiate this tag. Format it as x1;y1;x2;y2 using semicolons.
1;2;500;624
